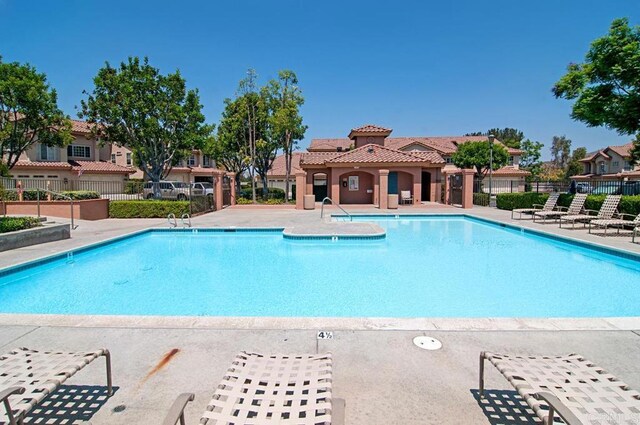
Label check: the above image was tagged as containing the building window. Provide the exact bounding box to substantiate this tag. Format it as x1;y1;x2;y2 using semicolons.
508;156;514;166
67;145;91;158
17;175;29;178
444;157;452;164
203;155;211;167
598;162;606;174
33;175;45;178
111;154;116;163
39;144;59;161
126;152;132;166
624;161;632;171
187;155;196;166
47;175;58;178
613;161;619;167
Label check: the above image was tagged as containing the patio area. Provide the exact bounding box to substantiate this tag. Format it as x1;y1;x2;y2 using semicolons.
0;205;639;424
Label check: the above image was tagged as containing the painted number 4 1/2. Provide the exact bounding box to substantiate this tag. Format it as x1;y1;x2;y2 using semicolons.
317;331;334;340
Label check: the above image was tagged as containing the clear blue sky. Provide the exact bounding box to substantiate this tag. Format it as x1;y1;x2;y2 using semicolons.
1;0;637;158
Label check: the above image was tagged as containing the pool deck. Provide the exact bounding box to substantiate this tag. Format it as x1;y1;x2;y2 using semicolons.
1;204;639;424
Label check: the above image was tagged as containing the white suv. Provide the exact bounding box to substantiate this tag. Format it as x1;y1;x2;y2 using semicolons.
143;181;191;200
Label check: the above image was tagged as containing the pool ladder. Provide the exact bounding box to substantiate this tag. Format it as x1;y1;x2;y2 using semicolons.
320;197;352;221
167;213;192;228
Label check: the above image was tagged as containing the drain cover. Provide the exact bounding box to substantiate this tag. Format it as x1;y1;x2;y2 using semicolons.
413;336;442;350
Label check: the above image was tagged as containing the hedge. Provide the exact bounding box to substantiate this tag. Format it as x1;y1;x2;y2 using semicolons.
109;200;190;218
0;217;42;233
0;190;100;201
496;192;640;216
124;179;144;194
473;193;489;206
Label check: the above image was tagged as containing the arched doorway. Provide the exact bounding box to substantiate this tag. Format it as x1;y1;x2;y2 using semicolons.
312;173;328;201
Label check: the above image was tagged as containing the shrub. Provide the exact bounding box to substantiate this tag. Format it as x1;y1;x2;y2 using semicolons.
0;190;100;201
473;193;490;206
0;216;42;233
496;192;549;210
109;200;189;218
124;179;144;194
236;197;253;205
266;187;285;199
264;198;285;205
57;191;100;200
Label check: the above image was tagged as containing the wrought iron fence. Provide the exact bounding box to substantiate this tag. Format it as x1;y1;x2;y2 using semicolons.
0;178;216;214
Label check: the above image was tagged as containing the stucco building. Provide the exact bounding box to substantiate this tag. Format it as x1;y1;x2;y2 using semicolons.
293;124;526;205
571;142;640;182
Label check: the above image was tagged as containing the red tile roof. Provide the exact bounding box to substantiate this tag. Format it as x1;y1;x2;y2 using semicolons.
70;119;94;134
300;152;343;165
326;144;444;164
267;152;304;177
308;138;353;151
69;161;136;174
309;136;522;155
490;166;530;176
13;160;72;170
350;124;392;133
608;142;634;158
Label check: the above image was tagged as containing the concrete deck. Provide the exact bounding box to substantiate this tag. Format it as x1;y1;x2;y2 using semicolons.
0;205;639;424
283;221;385;238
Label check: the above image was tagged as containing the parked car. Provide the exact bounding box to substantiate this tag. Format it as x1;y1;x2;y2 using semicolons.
575;182;591;194
619;181;640;195
191;182;214;197
143;181;191;200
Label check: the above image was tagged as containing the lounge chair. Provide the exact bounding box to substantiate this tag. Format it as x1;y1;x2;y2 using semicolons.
533;193;587;224
163;351;344;425
634;225;640;244
400;190;413;205
511;192;560;220
589;212;640;236
1;347;113;425
479;351;640;425
559;195;621;229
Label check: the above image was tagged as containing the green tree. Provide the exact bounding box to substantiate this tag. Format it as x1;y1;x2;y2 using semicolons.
236;69;263;202
451;141;509;178
263;70;307;201
80;57;212;196
464;128;525;149
208;98;248;193
550;135;572;168
565;146;587;179
0;57;72;169
519;139;544;180
553;18;640;164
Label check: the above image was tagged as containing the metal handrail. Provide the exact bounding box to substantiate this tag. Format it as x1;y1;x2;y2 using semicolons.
35;188;77;230
320;197;352;221
181;213;191;228
167;213;177;228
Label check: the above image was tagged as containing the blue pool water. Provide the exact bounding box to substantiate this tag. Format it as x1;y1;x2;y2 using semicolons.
0;216;639;317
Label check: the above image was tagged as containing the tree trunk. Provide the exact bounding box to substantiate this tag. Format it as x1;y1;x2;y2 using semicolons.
284;133;292;202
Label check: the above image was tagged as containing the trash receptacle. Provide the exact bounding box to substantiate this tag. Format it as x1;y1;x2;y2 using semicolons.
304;194;315;210
388;194;399;209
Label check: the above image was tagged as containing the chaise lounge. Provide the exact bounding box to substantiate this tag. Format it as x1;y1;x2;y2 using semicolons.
512;192;560;220
589;212;640;236
0;347;113;425
559;195;621;229
479;351;640;425
533;193;587;224
163;351;344;425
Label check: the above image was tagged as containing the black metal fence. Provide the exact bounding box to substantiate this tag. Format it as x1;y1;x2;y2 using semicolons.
471;178;640;200
0;177;216;214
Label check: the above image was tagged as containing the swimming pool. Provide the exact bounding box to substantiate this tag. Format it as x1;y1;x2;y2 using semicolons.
0;216;639;317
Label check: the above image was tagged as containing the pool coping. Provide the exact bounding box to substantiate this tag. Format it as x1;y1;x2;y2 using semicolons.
1;213;639;331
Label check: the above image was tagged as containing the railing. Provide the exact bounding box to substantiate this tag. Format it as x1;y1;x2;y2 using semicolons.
181;213;191;228
320;197;352;221
36;189;77;230
167;213;177;228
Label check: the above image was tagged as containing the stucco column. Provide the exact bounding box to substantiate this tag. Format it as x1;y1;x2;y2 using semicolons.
413;170;422;204
305;171;313;197
295;171;306;210
434;169;442;204
330;169;340;204
214;171;224;211
443;171;450;205
227;172;236;206
379;169;389;209
461;169;475;209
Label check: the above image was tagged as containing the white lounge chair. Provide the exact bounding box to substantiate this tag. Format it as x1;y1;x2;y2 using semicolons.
559;195;621;229
511;192;560;220
163;351;344;425
1;347;113;425
533;193;587;224
479;351;640;425
589;212;640;236
400;191;413;205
